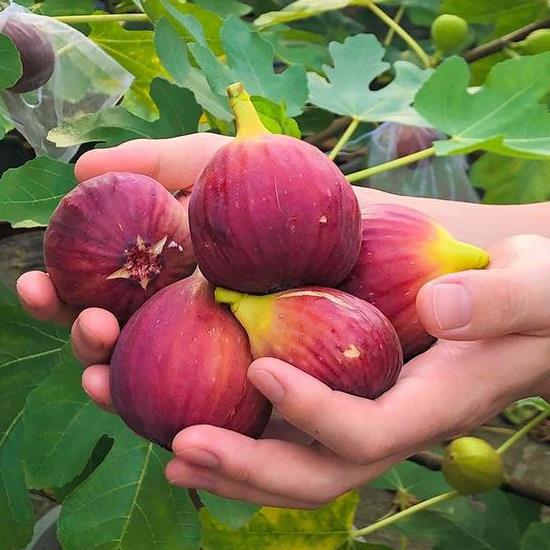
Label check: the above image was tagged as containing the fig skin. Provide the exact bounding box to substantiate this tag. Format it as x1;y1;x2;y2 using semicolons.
44;172;196;323
339;204;489;360
190;83;361;294
2;19;55;93
442;437;504;495
111;274;272;449
215;286;403;399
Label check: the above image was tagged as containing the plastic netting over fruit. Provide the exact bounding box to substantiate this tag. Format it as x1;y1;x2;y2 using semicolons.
364;121;480;202
0;3;133;160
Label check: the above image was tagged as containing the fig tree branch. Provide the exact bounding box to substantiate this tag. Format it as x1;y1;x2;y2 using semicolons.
463;18;550;63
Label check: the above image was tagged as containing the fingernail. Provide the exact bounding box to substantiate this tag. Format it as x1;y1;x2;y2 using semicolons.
248;369;285;403
178;448;219;469
432;283;472;330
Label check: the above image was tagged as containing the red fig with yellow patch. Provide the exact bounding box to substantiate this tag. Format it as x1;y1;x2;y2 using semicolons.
215;286;403;398
44;172;196;323
339;204;489;359
189;82;361;294
111;274;271;449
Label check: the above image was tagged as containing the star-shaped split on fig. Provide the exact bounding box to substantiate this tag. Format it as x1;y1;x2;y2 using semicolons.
107;235;168;290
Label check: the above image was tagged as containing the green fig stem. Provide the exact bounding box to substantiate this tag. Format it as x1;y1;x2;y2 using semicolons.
497;408;550;456
55;13;149;24
214;287;245;306
227;82;270;139
346;146;436;183
383;4;405;47
446;239;490;271
350;490;459;540
328;117;360;160
357;1;431;68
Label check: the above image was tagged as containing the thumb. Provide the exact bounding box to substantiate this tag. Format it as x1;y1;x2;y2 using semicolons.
416;266;550;340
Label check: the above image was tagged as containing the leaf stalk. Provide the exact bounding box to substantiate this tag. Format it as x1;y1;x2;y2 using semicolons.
345;146;436;182
55;13;149;24
328;118;359;160
358;1;431;68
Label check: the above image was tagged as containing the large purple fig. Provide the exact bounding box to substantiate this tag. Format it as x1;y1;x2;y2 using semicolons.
111;273;272;449
44;172;196;323
2;19;55;93
189;82;361;294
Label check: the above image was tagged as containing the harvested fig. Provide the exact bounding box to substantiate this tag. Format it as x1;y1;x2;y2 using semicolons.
339;204;489;359
442;437;504;495
44;172;196;323
215;286;403;399
1;19;55;93
189;82;361;294
111;274;272;449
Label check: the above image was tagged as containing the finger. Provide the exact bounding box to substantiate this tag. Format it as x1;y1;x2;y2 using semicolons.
416;264;550;340
71;308;120;366
75;134;232;191
247;358;387;463
171;425;393;506
82;364;115;413
166;460;317;509
16;271;78;325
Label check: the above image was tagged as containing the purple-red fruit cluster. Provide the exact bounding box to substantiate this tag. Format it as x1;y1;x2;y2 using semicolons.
43;82;489;450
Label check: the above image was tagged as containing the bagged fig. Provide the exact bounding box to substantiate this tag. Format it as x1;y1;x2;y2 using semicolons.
111;274;272;449
1;18;55;93
44;172;196;323
190;82;361;294
215;286;403;399
339;204;489;359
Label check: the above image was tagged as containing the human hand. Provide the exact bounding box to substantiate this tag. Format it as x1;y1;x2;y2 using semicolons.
15;135;550;508
160;234;550;507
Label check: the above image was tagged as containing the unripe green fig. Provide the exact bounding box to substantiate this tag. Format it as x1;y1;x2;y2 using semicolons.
517;29;550;55
431;14;469;53
442;437;504;495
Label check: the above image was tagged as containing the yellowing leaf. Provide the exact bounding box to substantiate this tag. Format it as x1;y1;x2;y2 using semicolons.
201;491;359;550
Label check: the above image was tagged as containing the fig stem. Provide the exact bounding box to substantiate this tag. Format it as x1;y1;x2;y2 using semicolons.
55;13;149;24
345;146;436;183
357;1;431;68
214;287;245;306
496;407;550;456
226;82;270;139
328;117;360;160
350;490;459;540
383;4;405;47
